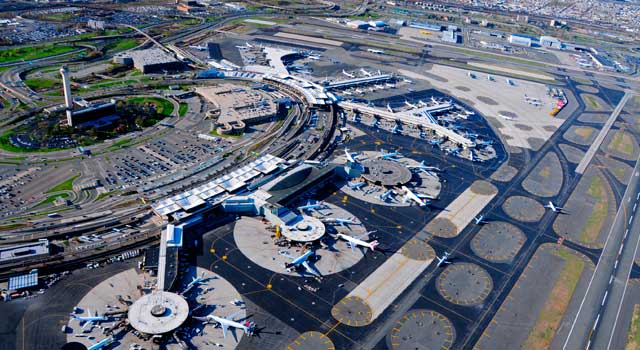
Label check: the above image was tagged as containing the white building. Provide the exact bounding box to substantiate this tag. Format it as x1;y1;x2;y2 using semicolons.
539;36;562;49
508;34;532;47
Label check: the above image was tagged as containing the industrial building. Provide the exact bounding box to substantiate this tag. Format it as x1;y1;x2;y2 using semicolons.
408;21;443;32
441;30;460;44
508;34;532;47
539;36;562;49
0;239;50;265
117;48;184;74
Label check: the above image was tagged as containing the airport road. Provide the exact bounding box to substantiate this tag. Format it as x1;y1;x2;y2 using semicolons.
562;153;640;350
575;90;632;174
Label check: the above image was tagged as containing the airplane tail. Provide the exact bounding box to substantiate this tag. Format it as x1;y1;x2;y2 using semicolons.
369;240;379;251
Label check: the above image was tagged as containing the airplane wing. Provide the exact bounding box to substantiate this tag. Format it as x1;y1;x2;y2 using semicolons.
82;320;93;331
221;323;228;338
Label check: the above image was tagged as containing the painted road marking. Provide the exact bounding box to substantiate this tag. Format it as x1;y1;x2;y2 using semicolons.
609;276;614;285
619;244;624;256
602;291;608;306
594;314;601;330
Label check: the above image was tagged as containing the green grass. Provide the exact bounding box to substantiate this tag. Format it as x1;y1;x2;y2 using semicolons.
35;192;69;208
128;97;174;116
81;79;138;92
95;190;117;201
579;176;608;244
0;223;27;231
178;102;188;117
105;137;134;151
24;78;60;91
626;305;640;350
103;38;139;53
209;129;241;139
0;44;76;64
46;174;80;193
585;95;601;109
524;248;585;350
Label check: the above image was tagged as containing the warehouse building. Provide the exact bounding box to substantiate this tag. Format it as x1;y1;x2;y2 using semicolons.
508;34;532;47
539;36;562;49
117;48;184;74
441;30;460;44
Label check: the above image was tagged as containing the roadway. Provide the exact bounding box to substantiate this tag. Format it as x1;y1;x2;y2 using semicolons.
562;152;640;350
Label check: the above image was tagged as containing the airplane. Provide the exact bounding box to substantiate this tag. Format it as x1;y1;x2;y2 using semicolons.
487;74;494;81
184;273;205;291
418;100;428;107
545;201;563;212
379;189;395;202
436;251;451;267
342;91;352;96
474;215;488;225
323;217;357;228
337;231;379;253
407;160;441;173
308;55;321;60
348;181;366;190
391;124;400;134
360;68;373;77
72;310;107;331
498;113;515;121
297;200;325;213
378;149;402;160
355;88;364;95
430;139;443;146
281;250;319;276
386;103;394;113
342;70;355;78
401;186;427;206
245;42;253;48
430;96;439;104
402;78;413;83
385;82;396;88
371;118;379;127
195;312;255;339
404;100;417;109
407;88;416;93
87;336;114;350
189;44;207;51
344;148;361;163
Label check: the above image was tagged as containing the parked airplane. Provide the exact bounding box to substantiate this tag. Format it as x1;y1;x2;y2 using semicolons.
189;44;207;51
404;100;417;109
281;250;319;276
342;70;355;78
344;148;361;163
418;100;428;107
498;113;515;121
407;160;441;173
195;311;255;339
245;42;253;48
401;186;427;206
337;231;379;253
378;149;402;160
72;310;107;331
391;124;400;134
379;189;395;202
297;200;326;213
545;201;563;212
474;215;488;225
184;273;205;291
308;55;321;60
403;78;413;84
360;68;373;77
430;96;439;104
87;336;114;350
386;103;394;113
348;181;366;191
323;217;357;228
436;251;451;267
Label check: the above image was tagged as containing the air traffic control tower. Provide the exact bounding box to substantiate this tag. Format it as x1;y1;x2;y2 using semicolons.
59;66;74;126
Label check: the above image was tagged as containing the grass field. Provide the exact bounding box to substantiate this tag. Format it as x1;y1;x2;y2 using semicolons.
81;79;138;92
580;175;608;244
105;138;134;152
128;97;174;116
46;174;80;193
0;44;76;64
103;38;139;53
585;95;601;110
524;248;585;350
626;305;640;350
610;131;634;156
178;102;188;117
24;78;60;91
0;223;27;231
209;129;241;139
575;127;595;140
35;193;69;207
95;190;117;201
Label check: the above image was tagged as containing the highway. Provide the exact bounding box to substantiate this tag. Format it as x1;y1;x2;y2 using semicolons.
562;152;640;350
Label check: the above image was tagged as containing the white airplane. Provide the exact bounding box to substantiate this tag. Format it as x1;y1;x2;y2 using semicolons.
355;88;364;95
72;310;107;331
436;251;451;267
185;273;205;291
337;231;379;253
189;44;207;51
418;100;428;107
342;91;352;96
391;124;400;134
281;250;319;276
308;55;321;60
474;215;488;224
245;42;253;48
348;181;366;190
323;217;357;228
385;82;396;88
342;70;355;78
401;186;427;207
545;201;563;212
297;200;325;213
87;336;114;350
407;160;441;173
379;189;395;202
386;103;394;113
195;312;255;339
403;78;413;84
404;100;417;109
498;113;515;121
344;148;361;163
430;96;439;104
378;149;402;160
360;68;373;77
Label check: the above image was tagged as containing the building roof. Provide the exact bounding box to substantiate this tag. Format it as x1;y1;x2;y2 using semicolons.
8;269;38;291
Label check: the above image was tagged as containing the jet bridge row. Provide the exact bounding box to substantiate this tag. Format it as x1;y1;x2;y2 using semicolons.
325;74;394;90
339;101;474;148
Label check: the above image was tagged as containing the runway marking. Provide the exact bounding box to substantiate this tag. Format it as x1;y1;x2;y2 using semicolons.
630;216;634;225
609;276;614;285
602;291;608;306
619;244;624;256
593;314;600;330
614;260;618;269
